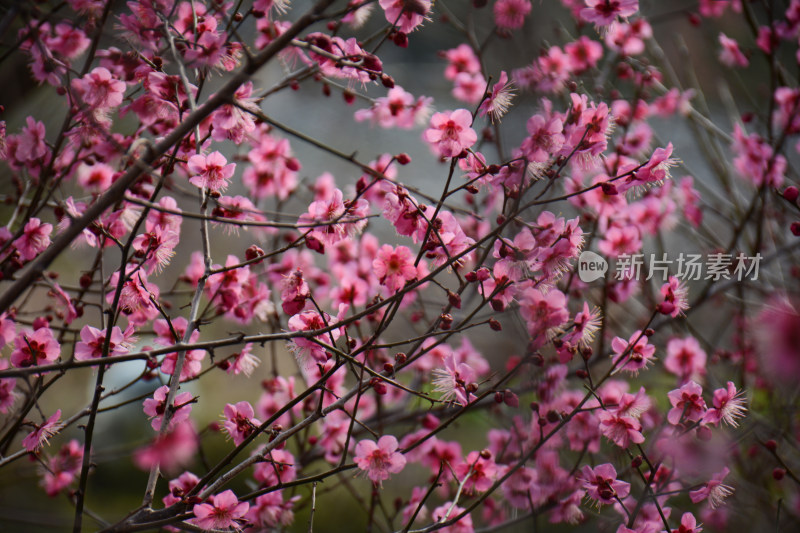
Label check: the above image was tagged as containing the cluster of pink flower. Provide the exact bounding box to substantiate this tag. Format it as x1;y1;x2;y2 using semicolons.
1;0;800;532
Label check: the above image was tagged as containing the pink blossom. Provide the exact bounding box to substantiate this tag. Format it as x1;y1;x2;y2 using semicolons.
131;225;180;274
133;421;198;474
187;151;235;193
731;123;785;187
611;330;655;374
71;67;126;109
225;343;261;377
431;502;474;533
564;36;603;72
667;381;707;425
40;439;83;497
690;467;734;508
76;162;115;191
193;489;249;530
454;450;497;493
565;302;603;348
23;410;63;451
0;361;16;413
116;270;159;322
15;218;52;261
521;114;565;162
664;336;707;383
74;324;133;361
441;44;481;81
143;385;194;431
47;23;90;58
10;327;60;368
432;353;477;406
719;33;749;68
581;463;630;505
379;0;431;33
598;411;645;448
659;276;690;317
223;401;261;446
479;71;515;122
519;288;570;348
373;245;420;292
423;109;478;158
452;71;486;104
287;310;340;366
354;435;406;484
253;448;296;486
703;382;747;427
494;0;532;30
162;471;200;507
246;491;298;529
354;85;432;129
15;116;47;162
598;226;642;257
581;0;639;27
673;512;703;533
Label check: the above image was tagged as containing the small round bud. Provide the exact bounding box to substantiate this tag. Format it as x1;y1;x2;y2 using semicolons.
631;455;643;469
644;328;655;337
773;468;786;480
439;313;453;330
422;413;439;430
765;440;778;452
783;186;799;203
383;362;394;373
503;390;519;408
447;291;462;309
245;245;265;262
380;73;395;88
396;153;411;165
393;32;408;48
395;352;407;364
494;391;504;404
488;318;502;331
791;222;800;237
480;449;492;460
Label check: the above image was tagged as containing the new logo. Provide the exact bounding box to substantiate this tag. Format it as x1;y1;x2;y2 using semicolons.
578;251;608;283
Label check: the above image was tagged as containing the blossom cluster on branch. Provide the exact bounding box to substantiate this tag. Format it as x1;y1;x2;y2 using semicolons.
0;0;798;532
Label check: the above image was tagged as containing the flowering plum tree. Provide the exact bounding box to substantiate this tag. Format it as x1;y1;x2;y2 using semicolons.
0;0;799;532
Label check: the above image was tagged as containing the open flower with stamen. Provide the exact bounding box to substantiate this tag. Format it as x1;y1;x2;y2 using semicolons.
222;401;261;446
432;353;477;406
193;489;249;531
690;467;734;509
479;71;515;122
581;463;630;505
566;302;602;347
354;435;406;485
659;276;690;317
23;410;64;452
703;382;747;427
